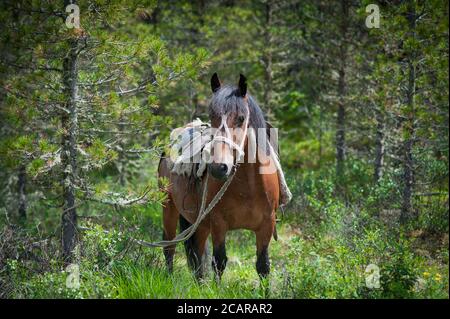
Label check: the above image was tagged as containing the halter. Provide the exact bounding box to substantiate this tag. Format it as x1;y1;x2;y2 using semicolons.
205;100;250;165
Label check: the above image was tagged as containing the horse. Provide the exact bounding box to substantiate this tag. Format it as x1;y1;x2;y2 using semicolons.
158;73;281;280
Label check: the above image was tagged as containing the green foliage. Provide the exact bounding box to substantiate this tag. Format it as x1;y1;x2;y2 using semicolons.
3;200;448;299
0;0;448;300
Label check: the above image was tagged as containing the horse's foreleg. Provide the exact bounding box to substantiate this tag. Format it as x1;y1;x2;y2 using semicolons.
211;219;228;280
255;218;274;278
162;197;179;273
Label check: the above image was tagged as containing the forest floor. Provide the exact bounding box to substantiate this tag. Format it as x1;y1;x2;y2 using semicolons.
1;164;448;299
111;215;449;299
2;199;448;299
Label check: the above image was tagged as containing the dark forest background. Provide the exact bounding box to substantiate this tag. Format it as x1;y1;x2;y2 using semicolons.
0;0;448;298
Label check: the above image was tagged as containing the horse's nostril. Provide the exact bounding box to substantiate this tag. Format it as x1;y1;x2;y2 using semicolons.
219;164;228;173
209;163;229;180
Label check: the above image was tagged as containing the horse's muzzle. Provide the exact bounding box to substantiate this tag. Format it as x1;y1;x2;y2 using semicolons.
208;163;230;180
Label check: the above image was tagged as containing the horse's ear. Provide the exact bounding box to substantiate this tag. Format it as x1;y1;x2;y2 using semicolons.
237;74;247;97
211;73;221;93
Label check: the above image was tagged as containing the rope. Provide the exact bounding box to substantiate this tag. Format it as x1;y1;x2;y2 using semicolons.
78;168;237;249
138;167;237;248
139;104;250;248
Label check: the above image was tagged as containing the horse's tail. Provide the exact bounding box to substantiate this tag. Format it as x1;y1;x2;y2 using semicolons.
273;223;278;241
158;151;169;188
158;150;166;172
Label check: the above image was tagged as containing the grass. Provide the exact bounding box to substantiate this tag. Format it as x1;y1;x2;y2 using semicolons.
1;168;448;299
4;214;447;299
113;261;265;299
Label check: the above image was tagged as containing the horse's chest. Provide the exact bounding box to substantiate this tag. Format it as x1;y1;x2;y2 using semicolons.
217;177;274;230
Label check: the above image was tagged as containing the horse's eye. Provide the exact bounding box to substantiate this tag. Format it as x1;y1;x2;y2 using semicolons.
236;115;245;126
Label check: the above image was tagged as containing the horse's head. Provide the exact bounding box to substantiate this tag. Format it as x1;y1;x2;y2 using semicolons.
207;73;250;180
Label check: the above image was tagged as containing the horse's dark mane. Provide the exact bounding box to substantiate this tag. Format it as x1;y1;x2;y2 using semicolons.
208;85;267;131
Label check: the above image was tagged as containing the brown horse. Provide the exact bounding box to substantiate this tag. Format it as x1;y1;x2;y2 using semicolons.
158;73;280;280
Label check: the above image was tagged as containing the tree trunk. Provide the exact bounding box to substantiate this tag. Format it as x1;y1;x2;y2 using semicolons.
374;106;385;183
318;105;323;169
117;115;127;186
189;0;205;121
263;1;274;118
61;5;80;262
401;1;416;224
336;0;348;184
17;165;26;220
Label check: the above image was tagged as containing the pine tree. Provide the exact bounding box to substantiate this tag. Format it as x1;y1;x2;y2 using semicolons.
0;0;208;261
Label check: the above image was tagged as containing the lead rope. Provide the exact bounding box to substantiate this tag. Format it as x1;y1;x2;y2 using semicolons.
138;103;250;248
